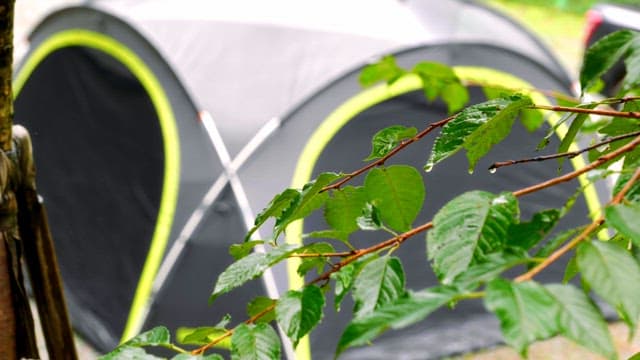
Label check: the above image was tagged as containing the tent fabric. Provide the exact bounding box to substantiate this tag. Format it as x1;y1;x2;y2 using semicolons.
12;2;590;359
93;0;572;157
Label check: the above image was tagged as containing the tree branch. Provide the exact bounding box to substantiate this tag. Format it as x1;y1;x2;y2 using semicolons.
515;167;640;282
490;130;640;170
513;134;640;197
322;116;454;192
532;104;640;119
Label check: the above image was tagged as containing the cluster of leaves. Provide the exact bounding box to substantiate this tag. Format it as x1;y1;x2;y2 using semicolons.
102;31;640;359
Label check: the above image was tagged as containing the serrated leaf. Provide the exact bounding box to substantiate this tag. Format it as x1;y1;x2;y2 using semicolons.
425;95;530;172
353;256;405;318
427;191;519;283
246;189;300;241
613;163;640;203
98;346;162;360
359;55;406;87
356;203;384;231
122;326;171;347
325;186;368;236
295;242;335;277
365;125;417;161
453;250;529;290
230;241;265;260
485;279;559;356
580;30;636;92
413;61;458;101
336;286;457;356
546;284;616;359
177;327;230;348
364;165;425;232
606;203;640;247
171;354;224;360
231;324;280;360
506;209;560;250
463;95;533;172
331;263;356;312
276;285;325;347
577;241;640;331
211;245;299;302
248;296;277;324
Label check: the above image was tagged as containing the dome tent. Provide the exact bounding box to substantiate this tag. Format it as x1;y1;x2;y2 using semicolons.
12;1;598;359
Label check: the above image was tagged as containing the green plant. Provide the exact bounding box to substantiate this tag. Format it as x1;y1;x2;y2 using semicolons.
102;30;640;360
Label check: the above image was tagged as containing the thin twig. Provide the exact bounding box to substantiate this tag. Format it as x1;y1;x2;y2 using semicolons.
513;135;640;197
290;251;354;258
532;104;640;119
322;116;455;192
490;130;640;170
515;167;640;282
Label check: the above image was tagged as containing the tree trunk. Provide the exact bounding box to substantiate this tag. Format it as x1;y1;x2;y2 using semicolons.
0;1;16;359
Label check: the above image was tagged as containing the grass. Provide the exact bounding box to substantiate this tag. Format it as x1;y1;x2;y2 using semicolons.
482;0;587;75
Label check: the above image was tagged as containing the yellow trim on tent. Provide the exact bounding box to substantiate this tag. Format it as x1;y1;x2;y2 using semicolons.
288;67;602;359
14;29;181;343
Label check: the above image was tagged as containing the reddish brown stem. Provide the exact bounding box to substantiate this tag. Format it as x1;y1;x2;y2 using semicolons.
322;116;454;192
532;104;640;119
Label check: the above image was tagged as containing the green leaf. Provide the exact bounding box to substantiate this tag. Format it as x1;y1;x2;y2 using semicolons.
563;256;579;284
557;111;592;170
122;326;171;347
441;82;470;113
275;173;342;237
276;285;325;347
577;241;640;331
295;242;335;277
177;327;230;348
629;352;640;360
336;286;457;356
247;296;277;324
245;189;300;241
533;227;583;262
546;284;616;360
580;30;636;92
210;244;299;302
171;354;224;360
425;95;530;172
99;346;162;360
484;279;559;356
230;241;265;260
365;125;417;161
412;61;469;113
353;256;405;318
359;55;406;87
356;203;384;231
599;101;640;137
325;186;368;237
506;209;560;250
331;263;356;311
520;108;545;132
463;95;533;172
606;203;640;247
231;324;281;360
622;33;640;93
453;250;529;290
613;164;640;203
364;165;425;232
427;191;519;283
